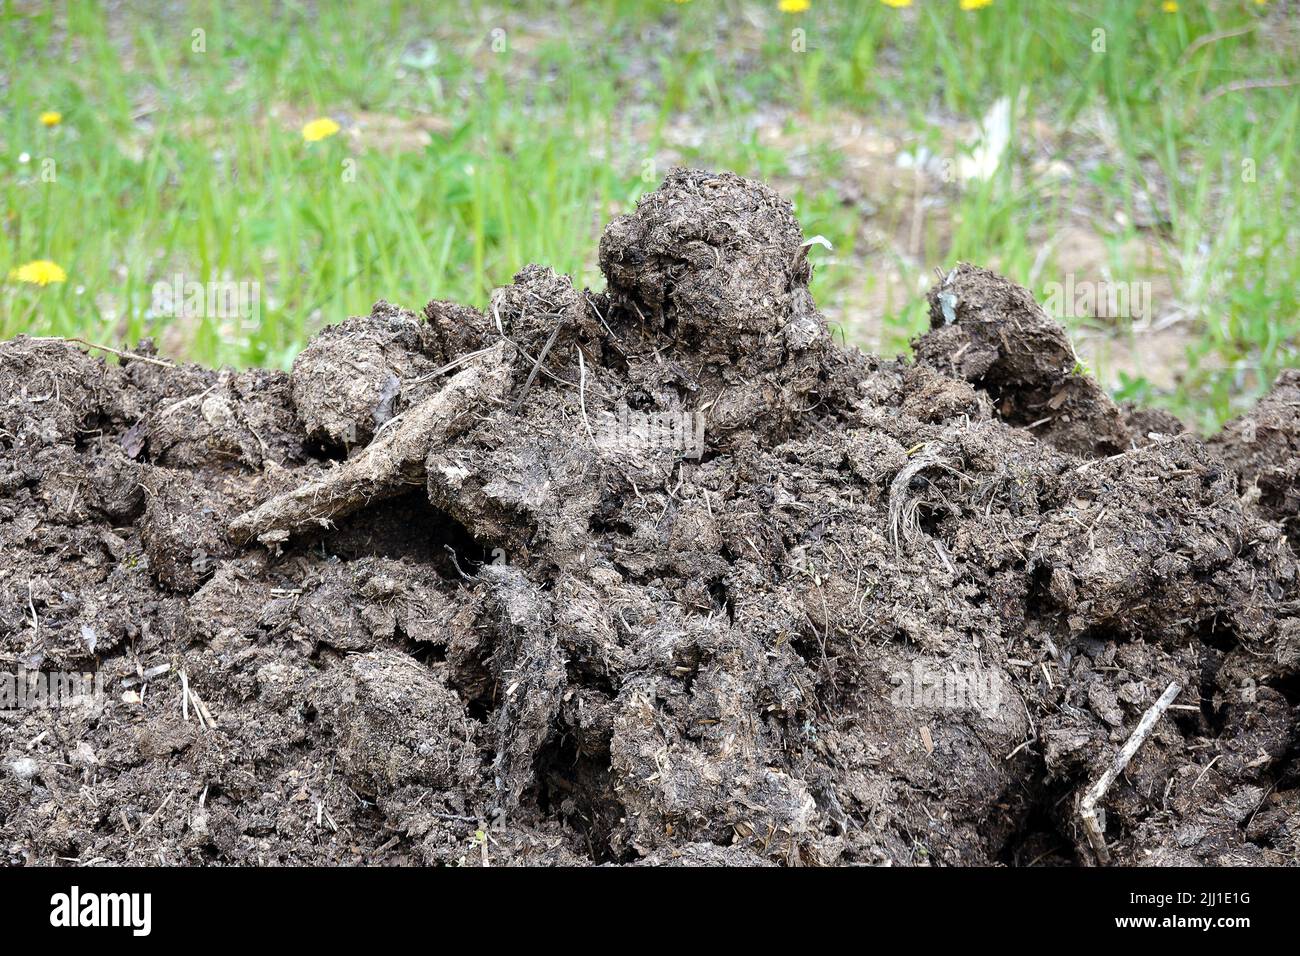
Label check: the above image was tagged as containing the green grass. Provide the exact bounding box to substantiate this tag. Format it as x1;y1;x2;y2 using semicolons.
2;0;1297;430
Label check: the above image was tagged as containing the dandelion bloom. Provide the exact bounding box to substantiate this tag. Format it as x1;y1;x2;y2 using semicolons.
881;0;912;7
960;0;993;9
9;260;67;286
39;111;62;127
1162;0;1178;10
302;117;341;142
778;0;810;12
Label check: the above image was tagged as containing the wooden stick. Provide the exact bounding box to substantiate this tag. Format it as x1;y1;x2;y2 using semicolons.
509;322;562;414
138;791;174;833
229;344;510;543
31;335;174;368
1079;681;1181;866
576;346;596;446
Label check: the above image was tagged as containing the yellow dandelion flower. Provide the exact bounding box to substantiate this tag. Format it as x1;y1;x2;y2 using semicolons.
1162;0;1178;10
881;0;912;7
39;111;62;127
9;260;68;286
960;0;993;9
301;117;341;143
778;0;811;12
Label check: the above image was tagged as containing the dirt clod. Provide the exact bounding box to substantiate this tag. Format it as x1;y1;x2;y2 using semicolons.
1213;369;1300;552
915;263;1133;458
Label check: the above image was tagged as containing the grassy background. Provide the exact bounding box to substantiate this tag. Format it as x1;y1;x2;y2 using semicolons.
2;0;1297;430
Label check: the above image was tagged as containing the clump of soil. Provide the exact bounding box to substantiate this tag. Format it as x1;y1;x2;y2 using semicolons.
1213;369;1300;551
914;263;1133;458
3;169;1299;866
290;299;481;454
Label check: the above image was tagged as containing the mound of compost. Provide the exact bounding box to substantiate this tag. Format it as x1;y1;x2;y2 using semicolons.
2;169;1298;867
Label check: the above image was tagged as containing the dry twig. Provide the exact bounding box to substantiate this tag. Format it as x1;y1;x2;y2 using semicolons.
1079;681;1182;865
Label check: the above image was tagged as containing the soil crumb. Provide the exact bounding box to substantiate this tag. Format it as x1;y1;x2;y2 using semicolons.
2;170;1298;867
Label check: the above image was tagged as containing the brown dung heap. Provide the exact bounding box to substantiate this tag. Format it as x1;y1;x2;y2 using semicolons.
2;169;1298;866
